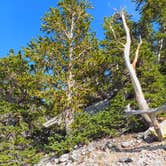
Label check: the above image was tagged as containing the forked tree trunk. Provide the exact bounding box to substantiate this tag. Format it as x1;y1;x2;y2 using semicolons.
121;11;163;140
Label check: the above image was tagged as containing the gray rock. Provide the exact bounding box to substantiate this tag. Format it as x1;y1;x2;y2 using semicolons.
119;157;133;163
65;160;73;166
104;141;113;149
45;163;54;166
50;158;59;164
87;144;95;152
59;153;69;163
104;142;120;152
70;150;81;161
136;139;142;144
74;145;78;149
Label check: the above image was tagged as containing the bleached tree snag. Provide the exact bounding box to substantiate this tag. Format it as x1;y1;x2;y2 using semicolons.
120;10;163;140
132;36;142;70
120;11;151;125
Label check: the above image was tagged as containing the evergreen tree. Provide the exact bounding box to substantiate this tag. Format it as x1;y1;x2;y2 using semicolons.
24;0;109;132
133;0;166;74
0;51;44;165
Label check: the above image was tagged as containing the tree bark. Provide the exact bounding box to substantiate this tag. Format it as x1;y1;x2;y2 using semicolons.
157;38;163;63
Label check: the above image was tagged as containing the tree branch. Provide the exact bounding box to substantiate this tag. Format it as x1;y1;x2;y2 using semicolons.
125;104;166;115
109;19;125;47
132;36;142;70
110;20;117;40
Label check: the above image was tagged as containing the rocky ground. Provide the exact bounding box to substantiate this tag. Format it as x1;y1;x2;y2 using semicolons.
36;132;166;166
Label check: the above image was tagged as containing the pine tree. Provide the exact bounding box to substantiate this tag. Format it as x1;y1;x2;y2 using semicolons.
24;0;109;133
133;0;166;74
0;51;43;165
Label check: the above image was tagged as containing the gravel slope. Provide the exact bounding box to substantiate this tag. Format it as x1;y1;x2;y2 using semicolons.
36;133;166;166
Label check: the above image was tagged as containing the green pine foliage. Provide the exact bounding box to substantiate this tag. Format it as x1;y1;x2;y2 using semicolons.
0;0;165;165
134;0;166;74
0;54;43;165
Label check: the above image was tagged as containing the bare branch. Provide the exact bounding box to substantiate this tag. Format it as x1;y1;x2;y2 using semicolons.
69;12;75;40
109;19;125;47
110;20;117;40
125;104;166;115
63;12;76;40
74;47;92;60
132;36;142;70
64;30;70;39
121;10;131;61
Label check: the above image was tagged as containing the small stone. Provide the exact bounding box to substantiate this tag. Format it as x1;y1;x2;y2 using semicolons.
87;144;95;152
163;145;166;151
121;141;132;148
119;157;133;163
74;145;78;149
81;148;87;155
59;153;69;163
51;158;59;164
104;142;120;152
70;151;81;161
66;161;73;166
136;139;142;143
104;141;113;149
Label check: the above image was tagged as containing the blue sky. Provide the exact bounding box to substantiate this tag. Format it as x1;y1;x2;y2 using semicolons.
0;0;138;57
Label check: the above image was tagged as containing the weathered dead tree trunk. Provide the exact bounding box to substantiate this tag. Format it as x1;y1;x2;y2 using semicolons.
120;11;163;140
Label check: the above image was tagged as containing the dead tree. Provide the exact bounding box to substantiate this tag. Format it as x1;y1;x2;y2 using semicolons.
119;10;164;140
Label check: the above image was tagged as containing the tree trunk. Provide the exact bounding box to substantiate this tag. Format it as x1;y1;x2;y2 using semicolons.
64;13;75;134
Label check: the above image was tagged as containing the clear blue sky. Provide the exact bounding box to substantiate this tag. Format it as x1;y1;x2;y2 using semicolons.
0;0;138;57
